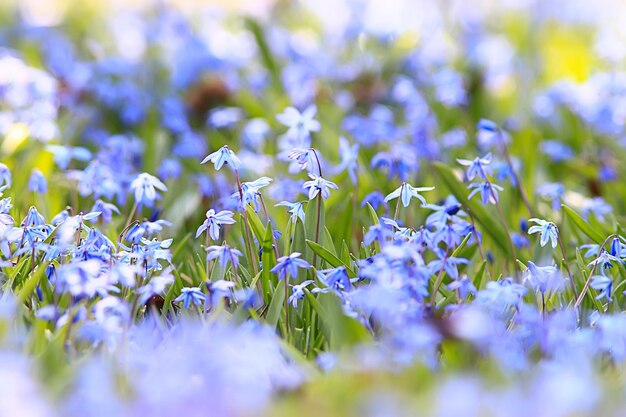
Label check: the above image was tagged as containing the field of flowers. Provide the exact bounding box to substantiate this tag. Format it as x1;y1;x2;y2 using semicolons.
3;0;626;415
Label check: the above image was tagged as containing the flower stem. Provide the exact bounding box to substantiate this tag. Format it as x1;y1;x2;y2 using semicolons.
486;179;518;271
393;183;405;222
310;149;324;267
574;234;616;308
259;194;280;260
557;234;578;301
235;170;260;282
124;201;138;232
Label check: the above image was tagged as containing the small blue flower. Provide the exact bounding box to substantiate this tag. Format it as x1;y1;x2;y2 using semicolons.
232;177;272;211
316;266;351;291
46;145;92;170
206;244;243;270
201;145;241;171
285;148;320;174
536;182;564;211
588;250;621;270
332;137;359;183
384;182;434;208
468;182;503;205
361;191;388;211
270;252;311;280
275;201;305;223
590;275;612;302
288;280;314;308
447;275;477;299
276;105;320;143
196;209;236;240
302;174;338;200
527;218;559;248
91;199;120;223
428;251;470;279
28;169;47;194
456;153;492;181
175;287;206;309
130;173;167;207
0;163;11;187
524;261;562;294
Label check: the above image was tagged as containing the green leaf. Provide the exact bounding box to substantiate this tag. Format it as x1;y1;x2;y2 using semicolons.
17;262;48;304
265;280;285;328
305;198;325;244
474;261;489;290
323;226;337;256
318;292;371;349
245;205;266;243
433;162;512;257
365;202;380;226
306;239;356;277
562;204;605;244
340;240;352;267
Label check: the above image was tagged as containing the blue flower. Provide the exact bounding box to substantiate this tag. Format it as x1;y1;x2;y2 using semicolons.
284;148;320;174
276;105;320;143
91;199;120;223
428;251;470;279
28;169;47;194
175;287;206;309
590;275;612;302
524;261;562;294
130;173;167;207
527;218;559;248
361;191;389;211
196;209;236;240
157;158;182;181
536;182;564;211
207;107;243;129
270;252;311;280
0;163;11;187
302;174;338;200
201;145;241;171
206;244;243;270
46;145;92;170
288;280;314;308
332;137;359;183
275;201;305;223
476;118;509;149
581;197;612;221
384;182;435;208
316;266;352;291
456;153;492;181
588;250;622;270
232;177;273;211
241;118;270;149
447;275;477;299
468;182;503;205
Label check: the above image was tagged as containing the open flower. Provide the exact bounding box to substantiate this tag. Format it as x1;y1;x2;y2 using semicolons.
303;174;338;200
130;173;167;207
201;145;241;171
528;218;559;248
196;209;236;240
384;182;434;208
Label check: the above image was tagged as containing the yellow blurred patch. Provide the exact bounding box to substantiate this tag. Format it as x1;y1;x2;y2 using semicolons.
2;123;29;154
541;26;595;83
